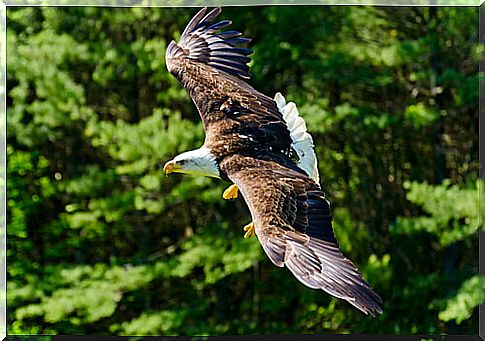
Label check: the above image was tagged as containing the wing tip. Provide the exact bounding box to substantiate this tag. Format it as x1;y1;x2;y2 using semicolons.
285;236;383;317
171;7;253;80
350;294;384;317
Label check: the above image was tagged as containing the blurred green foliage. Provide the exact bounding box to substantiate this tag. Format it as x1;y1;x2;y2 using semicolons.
6;6;483;335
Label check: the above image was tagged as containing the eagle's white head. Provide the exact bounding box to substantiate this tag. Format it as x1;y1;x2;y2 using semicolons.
163;147;220;178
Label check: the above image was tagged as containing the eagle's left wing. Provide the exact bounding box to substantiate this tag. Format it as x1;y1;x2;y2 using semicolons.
222;154;383;316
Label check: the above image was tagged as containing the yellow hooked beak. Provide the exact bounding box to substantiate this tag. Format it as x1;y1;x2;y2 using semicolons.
163;160;182;176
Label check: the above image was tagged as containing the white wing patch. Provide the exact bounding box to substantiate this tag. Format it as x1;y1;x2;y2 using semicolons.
274;92;320;183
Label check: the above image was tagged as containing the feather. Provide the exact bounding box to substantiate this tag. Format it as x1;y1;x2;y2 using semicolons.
274;92;286;109
211;53;251;64
225;37;252;46
206;19;232;31
211;47;253;55
199;7;222;27
215;30;242;39
180;7;207;38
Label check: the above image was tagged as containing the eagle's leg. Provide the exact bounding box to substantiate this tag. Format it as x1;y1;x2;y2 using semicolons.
222;185;254;238
243;222;255;238
222;184;239;200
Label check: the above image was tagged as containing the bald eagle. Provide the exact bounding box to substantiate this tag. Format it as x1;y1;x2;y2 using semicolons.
163;7;383;316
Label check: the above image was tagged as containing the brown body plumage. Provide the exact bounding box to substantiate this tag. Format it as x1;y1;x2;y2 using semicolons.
164;7;383;316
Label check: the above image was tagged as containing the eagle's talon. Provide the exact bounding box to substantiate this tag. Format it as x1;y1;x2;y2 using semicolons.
243;222;255;238
223;184;239;200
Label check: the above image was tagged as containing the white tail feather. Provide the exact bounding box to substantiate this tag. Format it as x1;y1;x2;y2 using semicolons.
274;92;320;183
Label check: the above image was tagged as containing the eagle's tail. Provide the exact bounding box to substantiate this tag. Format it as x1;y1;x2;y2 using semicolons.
274;93;320;184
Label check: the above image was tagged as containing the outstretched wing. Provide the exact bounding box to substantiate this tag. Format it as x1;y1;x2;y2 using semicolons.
222;154;383;316
166;7;296;164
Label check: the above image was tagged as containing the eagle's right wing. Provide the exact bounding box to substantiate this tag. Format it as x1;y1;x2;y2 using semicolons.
166;7;296;159
223;154;383;316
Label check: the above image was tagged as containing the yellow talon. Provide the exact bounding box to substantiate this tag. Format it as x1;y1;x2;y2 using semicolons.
243;222;255;238
223;184;239;200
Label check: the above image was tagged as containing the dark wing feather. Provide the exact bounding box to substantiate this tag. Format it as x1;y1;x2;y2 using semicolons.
223;155;383;316
167;7;252;80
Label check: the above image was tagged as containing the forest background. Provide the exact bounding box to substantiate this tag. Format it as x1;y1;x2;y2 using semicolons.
5;5;483;335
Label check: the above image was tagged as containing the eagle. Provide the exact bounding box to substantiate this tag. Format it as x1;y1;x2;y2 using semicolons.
163;7;383;316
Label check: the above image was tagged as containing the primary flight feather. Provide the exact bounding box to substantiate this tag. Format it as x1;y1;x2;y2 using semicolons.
163;7;383;316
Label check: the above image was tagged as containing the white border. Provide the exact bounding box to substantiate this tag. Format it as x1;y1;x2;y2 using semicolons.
0;2;482;340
